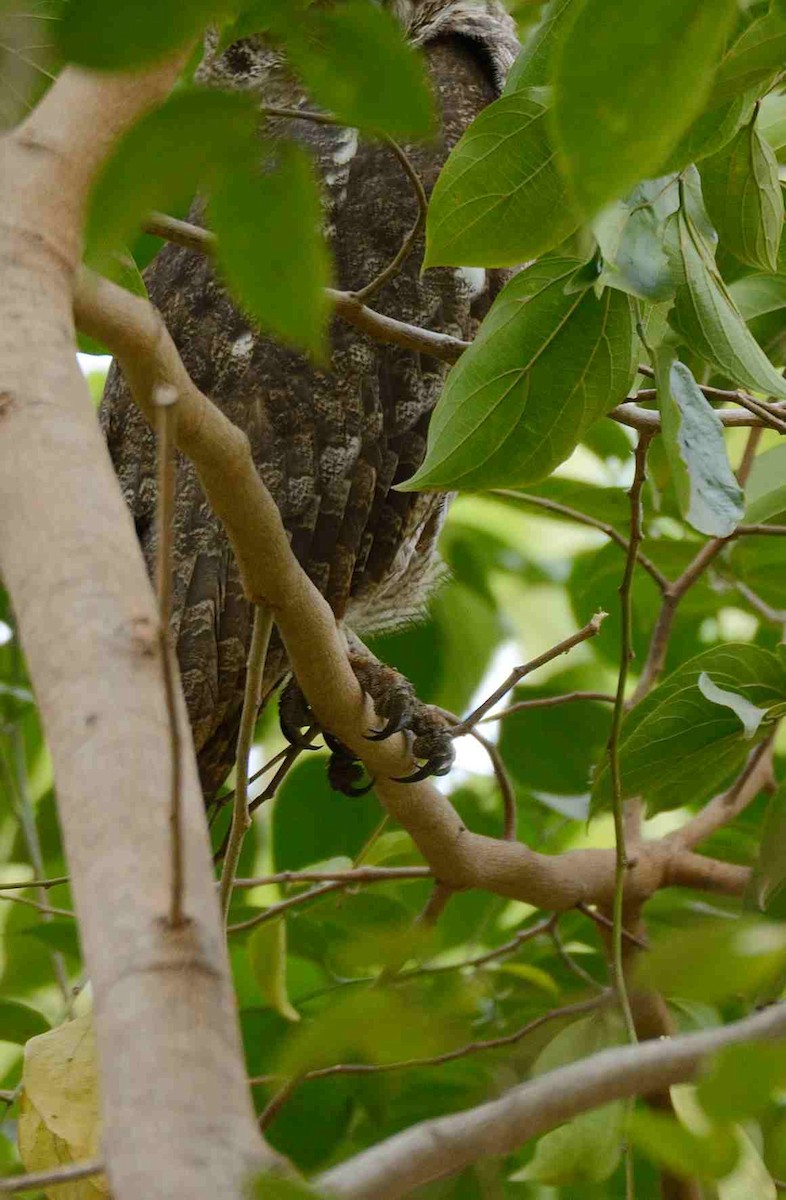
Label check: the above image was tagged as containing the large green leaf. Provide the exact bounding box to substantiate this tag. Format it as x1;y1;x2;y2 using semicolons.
701;110;784;272
743;444;786;524
628;1108;739;1182
669;205;786;399
656;354;744;538
58;0;228;70
551;0;737;214
591;644;786;814
399;259;636;493
424;89;577;268
510;1012;625;1186
0;1;63;130
209;142;332;356
709;11;786;104
272;756;382;873
729;272;786;321
261;0;433;137
638;917;786;1001
594;182;679;303
504;0;575;93
0;1000;50;1045
87;89;257;268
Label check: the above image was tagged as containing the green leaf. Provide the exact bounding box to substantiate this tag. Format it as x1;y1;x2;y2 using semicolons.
700;110;784;272
58;0;229;70
698;1040;786;1122
638;918;786;1002
209;142;332;356
0;1;63;131
628;1108;739;1181
247;1178;321;1200
504;0;575;93
729;272;786;321
730;534;786;609
591;644;786;815
87;89;257;270
657;356;744;537
511;1012;625;1185
272;756;382;873
399;258;636;493
262;0;433;137
595;183;679;303
669;205;786;399
424;90;577;268
551;0;737;214
754;782;786;909
664;92;759;175
0;1000;50;1045
248;919;300;1023
697;671;768;738
710;11;786;104
743;444;786;524
21;919;81;961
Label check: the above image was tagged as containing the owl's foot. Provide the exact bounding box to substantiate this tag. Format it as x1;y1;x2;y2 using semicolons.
351;652;455;784
277;654;455;794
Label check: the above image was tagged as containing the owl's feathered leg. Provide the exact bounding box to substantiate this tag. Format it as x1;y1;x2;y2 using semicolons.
278;640;455;794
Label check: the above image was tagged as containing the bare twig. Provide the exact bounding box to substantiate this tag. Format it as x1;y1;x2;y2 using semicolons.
733;579;786;627
736;426;762;486
608;432;652;1045
0;1160;104;1194
735;523;786;537
0;891;74;918
353;138;428;302
228;880;348;933
233;867;433;889
438;708;516;839
610;401;786;432
153;386;185;929
670;737;776;852
576;903;649;951
484;691;616;723
219;604;274;922
250;994;607;1090
493;490;668;591
550;921;604;992
451;614;607;737
0;874;69;891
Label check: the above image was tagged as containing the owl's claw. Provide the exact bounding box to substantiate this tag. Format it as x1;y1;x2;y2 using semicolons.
279;679;321;750
393;753;454;784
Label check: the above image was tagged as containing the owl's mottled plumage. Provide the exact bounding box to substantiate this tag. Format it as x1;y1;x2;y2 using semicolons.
101;1;519;798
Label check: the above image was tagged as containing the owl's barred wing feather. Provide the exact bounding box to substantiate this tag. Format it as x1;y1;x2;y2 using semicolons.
100;4;519;799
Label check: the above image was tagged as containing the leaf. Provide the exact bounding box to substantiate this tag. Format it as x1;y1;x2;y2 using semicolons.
0;1000;50;1045
729;272;786;321
248;918;300;1023
262;0;433;138
209;142;332;356
628;1107;739;1181
22;919;81;960
669;205;786;399
58;0;229;70
399;258;636;493
504;0;575;93
595;185;678;303
637;917;786;1002
510;1012;625;1185
272;756;382;872
743;444;786;524
591;644;786;815
664;92;759;175
657;356;744;537
754;782;786;909
551;0;737;214
248;1178;322;1200
700;110;784;272
697;671;768;738
698;1040;786;1122
0;1;62;131
18;1013;108;1198
424;90;577;268
710;11;786;104
87;89;258;270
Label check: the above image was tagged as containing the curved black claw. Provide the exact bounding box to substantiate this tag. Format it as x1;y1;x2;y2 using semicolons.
327;745;375;797
364;712;410;742
279;679;321;750
394;753;454;785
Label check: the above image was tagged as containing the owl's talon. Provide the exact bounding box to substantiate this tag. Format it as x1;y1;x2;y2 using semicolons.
279;678;321;749
364;713;408;741
393;753;454;785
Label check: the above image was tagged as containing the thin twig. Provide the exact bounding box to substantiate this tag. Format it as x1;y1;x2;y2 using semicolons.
0;874;69;890
0;891;74;918
352;137;428;303
610;401;786;431
736;426;762;486
233;866;433;889
451;614;607;737
669;737;776;852
438;708;517;839
484;691;616;723
250;994;608;1091
154;385;184;929
637;362;786;430
397;916;557;981
0;1160;104;1194
734;579;786;627
219;604;274;923
493;490;668;591
576;903;649;951
608;432;652;1045
228;880;347;933
550;921;604;992
735;523;786;537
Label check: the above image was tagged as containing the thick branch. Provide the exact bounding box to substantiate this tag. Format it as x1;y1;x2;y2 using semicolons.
317;1003;786;1199
0;54;270;1200
73;272;750;917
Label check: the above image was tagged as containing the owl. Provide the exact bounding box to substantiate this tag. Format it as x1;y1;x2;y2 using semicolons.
100;1;520;800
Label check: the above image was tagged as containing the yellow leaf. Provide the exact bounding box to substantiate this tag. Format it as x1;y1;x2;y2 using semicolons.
18;1013;107;1198
248;919;300;1023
